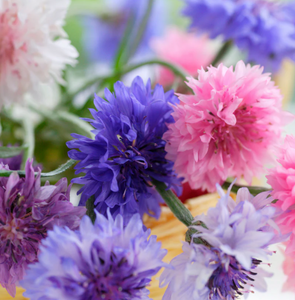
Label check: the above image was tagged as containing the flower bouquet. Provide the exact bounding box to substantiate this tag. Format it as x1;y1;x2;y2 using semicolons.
1;0;295;299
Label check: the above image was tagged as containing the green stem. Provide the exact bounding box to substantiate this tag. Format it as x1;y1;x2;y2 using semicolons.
114;12;136;71
222;181;270;196
122;59;189;83
153;180;194;227
21;118;35;169
126;0;155;62
86;196;96;224
0;159;76;178
211;40;233;67
67;59;191;100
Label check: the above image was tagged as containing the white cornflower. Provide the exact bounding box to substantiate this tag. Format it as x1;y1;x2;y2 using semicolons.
0;0;78;107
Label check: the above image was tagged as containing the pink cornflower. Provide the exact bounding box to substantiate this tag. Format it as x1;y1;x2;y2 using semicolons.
267;135;295;278
150;27;213;86
282;246;295;293
267;135;295;211
164;61;292;192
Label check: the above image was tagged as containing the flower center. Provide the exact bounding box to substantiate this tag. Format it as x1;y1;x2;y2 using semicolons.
207;253;261;299
0;218;23;241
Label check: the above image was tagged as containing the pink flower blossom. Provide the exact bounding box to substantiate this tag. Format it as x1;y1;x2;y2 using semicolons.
267;135;295;211
164;61;293;192
150;27;213;86
0;0;78;107
282;245;295;293
267;135;295;275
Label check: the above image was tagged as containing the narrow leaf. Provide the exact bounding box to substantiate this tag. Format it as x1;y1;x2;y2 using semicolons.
0;146;26;158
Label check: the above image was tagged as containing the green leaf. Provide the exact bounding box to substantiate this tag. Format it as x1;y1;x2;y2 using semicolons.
0;159;77;178
86;196;96;224
0;146;26;158
56;111;94;139
153;179;194;227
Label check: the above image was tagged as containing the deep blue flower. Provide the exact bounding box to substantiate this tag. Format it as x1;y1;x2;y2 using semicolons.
67;76;182;223
21;211;167;300
183;0;295;71
160;184;289;299
82;0;166;64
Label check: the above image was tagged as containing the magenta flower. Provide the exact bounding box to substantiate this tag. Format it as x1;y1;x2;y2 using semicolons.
150;27;213;86
0;160;86;297
164;61;293;192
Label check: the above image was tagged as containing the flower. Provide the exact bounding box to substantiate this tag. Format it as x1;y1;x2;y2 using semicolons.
67;76;182;223
164;61;292;192
160;184;286;299
0;159;86;297
0;0;78;107
267;135;295;289
21;211;167;300
182;0;295;71
267;135;295;211
282;246;295;293
150;27;213;86
82;0;166;64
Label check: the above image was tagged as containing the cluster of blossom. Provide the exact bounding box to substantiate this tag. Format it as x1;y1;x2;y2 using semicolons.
2;0;295;299
183;0;295;71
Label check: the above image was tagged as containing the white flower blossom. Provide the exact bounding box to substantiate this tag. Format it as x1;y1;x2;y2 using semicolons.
0;0;78;107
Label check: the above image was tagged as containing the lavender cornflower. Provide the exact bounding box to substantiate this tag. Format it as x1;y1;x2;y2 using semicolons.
183;0;295;71
67;76;182;223
21;211;167;300
0;159;86;297
160;184;288;299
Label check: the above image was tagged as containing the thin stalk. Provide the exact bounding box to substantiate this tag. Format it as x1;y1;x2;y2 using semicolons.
66;59;191;101
222;181;270;196
153;180;194;227
126;0;155;62
211;40;233;66
114;12;136;71
21;118;35;169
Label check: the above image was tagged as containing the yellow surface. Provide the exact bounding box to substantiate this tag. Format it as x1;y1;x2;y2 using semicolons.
275;60;295;107
145;193;220;300
0;287;27;300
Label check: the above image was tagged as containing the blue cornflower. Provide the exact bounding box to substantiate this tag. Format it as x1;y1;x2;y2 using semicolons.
67;76;182;222
160;184;288;299
183;0;295;71
82;0;166;64
21;211;167;300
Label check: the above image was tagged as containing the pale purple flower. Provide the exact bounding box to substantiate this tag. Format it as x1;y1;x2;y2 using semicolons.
21;211;167;300
0;159;86;297
160;184;287;299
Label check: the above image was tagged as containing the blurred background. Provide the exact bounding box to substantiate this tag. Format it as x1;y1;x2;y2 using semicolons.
1;1;295;298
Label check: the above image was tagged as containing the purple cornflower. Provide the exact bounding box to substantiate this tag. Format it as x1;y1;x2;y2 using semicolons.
0;159;86;297
160;184;288;299
183;0;295;71
67;76;182;223
82;0;166;64
21;211;167;300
